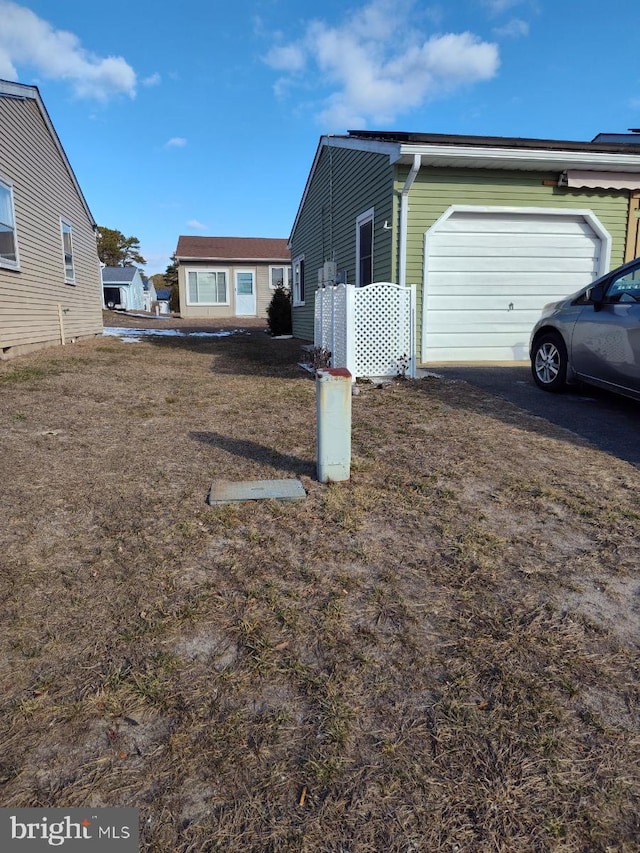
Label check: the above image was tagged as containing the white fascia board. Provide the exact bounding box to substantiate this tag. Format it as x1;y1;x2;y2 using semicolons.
324;135;400;158
0;79;38;100
394;143;640;173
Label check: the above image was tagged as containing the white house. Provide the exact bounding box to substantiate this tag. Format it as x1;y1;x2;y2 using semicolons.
102;266;146;311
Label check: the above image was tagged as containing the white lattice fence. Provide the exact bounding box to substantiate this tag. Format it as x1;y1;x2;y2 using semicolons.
353;283;415;378
314;282;415;379
314;283;348;368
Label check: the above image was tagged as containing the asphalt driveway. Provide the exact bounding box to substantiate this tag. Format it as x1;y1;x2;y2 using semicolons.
424;363;640;469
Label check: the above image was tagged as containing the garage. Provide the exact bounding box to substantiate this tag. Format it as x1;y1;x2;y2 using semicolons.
421;206;611;362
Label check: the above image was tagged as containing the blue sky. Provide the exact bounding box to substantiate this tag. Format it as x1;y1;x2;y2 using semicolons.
1;0;639;275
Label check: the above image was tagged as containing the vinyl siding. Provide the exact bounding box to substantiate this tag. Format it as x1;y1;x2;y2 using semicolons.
395;166;630;355
290;145;395;341
0;95;102;358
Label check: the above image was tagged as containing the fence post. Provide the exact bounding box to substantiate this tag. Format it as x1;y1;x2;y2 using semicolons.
409;284;417;379
345;284;356;380
314;287;320;347
330;285;337;365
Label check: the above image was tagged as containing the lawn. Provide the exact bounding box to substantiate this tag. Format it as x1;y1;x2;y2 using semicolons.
1;315;639;852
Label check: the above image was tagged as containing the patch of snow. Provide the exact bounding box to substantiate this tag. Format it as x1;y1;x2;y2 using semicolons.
103;327;240;342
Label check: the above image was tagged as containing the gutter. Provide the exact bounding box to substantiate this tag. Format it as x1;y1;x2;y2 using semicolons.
398;154;422;287
395;143;640;173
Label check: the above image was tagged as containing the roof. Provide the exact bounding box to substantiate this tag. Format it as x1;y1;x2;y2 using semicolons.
176;236;290;262
101;266;139;284
344;129;640;154
0;79;96;228
592;133;640;145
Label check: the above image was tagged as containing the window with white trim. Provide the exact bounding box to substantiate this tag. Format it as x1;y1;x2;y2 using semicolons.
61;218;75;283
269;265;292;290
187;269;229;305
292;255;305;305
0;178;19;270
356;208;374;287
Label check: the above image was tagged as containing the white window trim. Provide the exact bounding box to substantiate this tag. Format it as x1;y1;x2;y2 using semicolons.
0;176;20;271
292;255;305;306
185;267;230;306
268;264;292;291
60;217;75;284
356;207;374;287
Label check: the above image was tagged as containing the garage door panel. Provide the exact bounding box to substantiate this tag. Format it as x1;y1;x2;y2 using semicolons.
430;233;599;252
427;310;544;331
429;243;598;259
425;333;532;361
427;256;598;273
424;343;531;361
427;294;570;311
426;271;596;292
435;215;595;235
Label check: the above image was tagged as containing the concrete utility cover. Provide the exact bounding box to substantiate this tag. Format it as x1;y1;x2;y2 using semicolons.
207;479;306;505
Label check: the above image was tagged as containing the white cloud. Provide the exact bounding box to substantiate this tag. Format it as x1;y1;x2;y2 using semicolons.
0;1;136;100
264;44;306;73
165;137;187;148
186;219;207;231
263;0;499;129
482;0;525;13
494;18;529;37
142;72;161;87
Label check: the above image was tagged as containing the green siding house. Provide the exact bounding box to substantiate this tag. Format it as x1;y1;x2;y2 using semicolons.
289;131;640;364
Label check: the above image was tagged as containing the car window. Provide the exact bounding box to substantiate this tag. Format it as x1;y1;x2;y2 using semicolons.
606;265;640;303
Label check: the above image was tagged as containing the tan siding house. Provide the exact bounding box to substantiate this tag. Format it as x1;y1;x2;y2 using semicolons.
175;236;291;320
0;80;102;360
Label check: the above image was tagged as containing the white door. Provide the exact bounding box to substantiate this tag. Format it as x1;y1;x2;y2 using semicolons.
422;207;610;362
235;270;256;316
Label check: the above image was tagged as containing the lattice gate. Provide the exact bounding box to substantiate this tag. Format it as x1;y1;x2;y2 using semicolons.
314;282;416;379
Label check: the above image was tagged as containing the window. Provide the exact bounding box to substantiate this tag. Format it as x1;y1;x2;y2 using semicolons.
607;264;640;302
61;219;75;283
187;269;228;305
356;208;374;287
269;265;292;290
0;178;19;270
292;255;305;305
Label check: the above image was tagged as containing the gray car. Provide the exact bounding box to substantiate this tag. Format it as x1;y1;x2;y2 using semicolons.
530;257;640;401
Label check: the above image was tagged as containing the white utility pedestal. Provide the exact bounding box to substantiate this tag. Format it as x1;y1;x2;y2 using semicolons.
316;367;352;483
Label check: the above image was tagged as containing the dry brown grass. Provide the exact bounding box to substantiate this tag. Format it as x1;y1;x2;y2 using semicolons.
0;312;639;852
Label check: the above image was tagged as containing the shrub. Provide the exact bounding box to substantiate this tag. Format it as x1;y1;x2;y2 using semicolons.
267;286;292;336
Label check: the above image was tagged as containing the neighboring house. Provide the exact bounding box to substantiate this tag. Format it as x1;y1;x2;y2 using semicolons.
142;276;157;312
102;266;146;312
155;288;171;314
289;130;640;363
175;236;291;319
0;79;102;359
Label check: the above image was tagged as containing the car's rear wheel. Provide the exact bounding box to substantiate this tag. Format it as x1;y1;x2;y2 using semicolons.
531;333;568;392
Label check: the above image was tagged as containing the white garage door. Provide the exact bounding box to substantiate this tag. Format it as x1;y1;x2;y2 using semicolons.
422;207;610;362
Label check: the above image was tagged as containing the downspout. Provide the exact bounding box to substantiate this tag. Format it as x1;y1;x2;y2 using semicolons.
398;154;422;287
